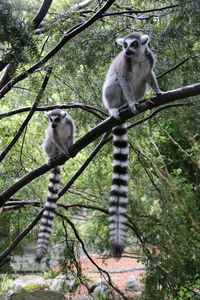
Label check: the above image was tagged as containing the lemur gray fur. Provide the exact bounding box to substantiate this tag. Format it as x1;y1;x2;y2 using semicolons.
36;109;75;262
102;32;162;258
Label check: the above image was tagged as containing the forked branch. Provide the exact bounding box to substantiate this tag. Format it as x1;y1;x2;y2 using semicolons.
0;82;200;207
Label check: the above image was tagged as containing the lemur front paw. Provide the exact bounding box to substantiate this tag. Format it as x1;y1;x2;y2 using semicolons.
46;157;55;166
129;102;139;115
109;108;121;120
64;150;71;158
156;90;164;96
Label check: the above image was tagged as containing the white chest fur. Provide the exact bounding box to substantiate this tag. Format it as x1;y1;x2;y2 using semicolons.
129;60;151;99
130;60;150;85
57;123;71;141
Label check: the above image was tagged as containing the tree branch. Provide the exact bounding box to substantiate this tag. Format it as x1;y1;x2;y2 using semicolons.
60;218;89;294
0;198;152;258
59;202;153;260
0;62;17;90
59;132;110;198
128;102;193;130
0;53;14;72
81;4;180;16
157;56;191;79
0;210;43;264
72;0;94;10
32;0;53;28
0;103;107;120
0;197;155;270
0;82;200;207
0;0;116;100
0;68;52;163
3;200;40;207
0;1;53;90
56;212;128;300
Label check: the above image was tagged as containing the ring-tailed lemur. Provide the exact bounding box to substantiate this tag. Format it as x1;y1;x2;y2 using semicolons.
36;109;75;262
102;32;162;258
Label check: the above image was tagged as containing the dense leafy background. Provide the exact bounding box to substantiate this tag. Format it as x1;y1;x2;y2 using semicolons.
0;0;200;298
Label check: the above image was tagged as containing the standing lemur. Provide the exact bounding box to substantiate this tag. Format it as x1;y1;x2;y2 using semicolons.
36;109;75;262
102;32;162;258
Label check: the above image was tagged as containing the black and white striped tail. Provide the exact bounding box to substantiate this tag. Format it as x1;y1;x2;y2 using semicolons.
109;123;129;258
36;166;60;262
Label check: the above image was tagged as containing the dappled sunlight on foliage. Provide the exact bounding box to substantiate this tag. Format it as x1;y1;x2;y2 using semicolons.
0;0;200;299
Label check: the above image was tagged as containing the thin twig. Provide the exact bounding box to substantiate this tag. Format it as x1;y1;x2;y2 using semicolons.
81;4;180;15
3;200;40;206
0;103;107;120
128;102;193;130
58;132;111;198
130;145;165;201
0;210;43;264
57;212;128;300
0;0;116;100
0;68;52;162
1;85;200;207
160;124;195;162
157;56;191;79
61;218;90;294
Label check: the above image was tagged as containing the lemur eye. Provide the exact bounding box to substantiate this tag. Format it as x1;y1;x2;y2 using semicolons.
54;117;60;122
124;42;128;49
131;41;139;48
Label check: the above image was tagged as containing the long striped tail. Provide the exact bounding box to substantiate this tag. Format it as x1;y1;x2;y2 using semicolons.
36;166;60;262
109;123;129;258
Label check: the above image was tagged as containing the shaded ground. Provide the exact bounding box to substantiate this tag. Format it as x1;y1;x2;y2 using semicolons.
65;255;145;298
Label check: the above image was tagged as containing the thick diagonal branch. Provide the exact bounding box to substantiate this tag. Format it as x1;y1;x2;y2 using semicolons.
0;82;200;207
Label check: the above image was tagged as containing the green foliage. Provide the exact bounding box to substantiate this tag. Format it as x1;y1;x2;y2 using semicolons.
0;274;13;292
43;269;57;280
0;0;200;299
21;282;48;291
0;0;38;63
175;278;200;300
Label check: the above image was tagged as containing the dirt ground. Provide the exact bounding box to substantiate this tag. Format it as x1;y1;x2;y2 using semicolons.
65;254;145;299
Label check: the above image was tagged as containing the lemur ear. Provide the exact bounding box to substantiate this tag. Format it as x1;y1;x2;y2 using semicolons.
61;111;66;118
44;112;49;117
116;37;124;46
141;34;149;45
